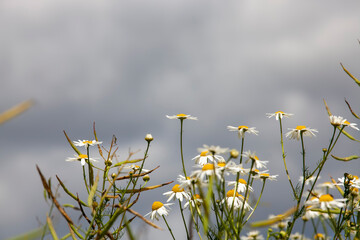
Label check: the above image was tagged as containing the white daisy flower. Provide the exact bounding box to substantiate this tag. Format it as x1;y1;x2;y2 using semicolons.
329;115;347;127
192;151;224;166
227;125;259;138
227;178;253;193
253;172;278;181
221;189;252;211
268;214;291;229
166;114;197;120
122;164;150;174
197;144;229;155
343;120;360;131
66;154;98;166
190;163;223;182
73;140;102;148
317;181;335;189
241;230;265;240
290;232;310;240
216;160;239;175
144;201;173;221
242;151;268;169
305;193;346;210
337;175;360;188
266;111;294;121
286;125;318;140
184;194;203;209
163;184;190;202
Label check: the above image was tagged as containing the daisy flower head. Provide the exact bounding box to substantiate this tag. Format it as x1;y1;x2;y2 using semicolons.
184;194;203;209
329;115;346;127
144;201;173;221
286;125;318;140
266;111;294;121
337;175;360;188
227;125;259;139
317;181;335;190
241;230;265;240
222;189;252;211
305;193;346;211
242;151;268;169
253;172;278;181
343;120;360;131
190;163;223;182
228;178;253;193
73;139;102;148
66;154;98;166
163;184;190;202
192;151;224;166
166;114;197;120
197;144;228;155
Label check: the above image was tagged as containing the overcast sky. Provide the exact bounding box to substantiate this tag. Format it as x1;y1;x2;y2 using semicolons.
1;0;360;239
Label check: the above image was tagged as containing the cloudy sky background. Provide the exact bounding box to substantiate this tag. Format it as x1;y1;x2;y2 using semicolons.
1;0;360;239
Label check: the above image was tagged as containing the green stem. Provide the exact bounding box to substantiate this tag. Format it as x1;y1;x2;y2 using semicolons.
163;215;176;240
180;119;187;177
279;118;296;197
179;199;190;240
244;179;266;224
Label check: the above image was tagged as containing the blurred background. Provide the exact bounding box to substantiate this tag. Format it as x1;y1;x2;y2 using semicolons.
1;0;360;239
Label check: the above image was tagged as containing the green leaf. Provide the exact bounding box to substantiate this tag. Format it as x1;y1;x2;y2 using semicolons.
331;154;360;162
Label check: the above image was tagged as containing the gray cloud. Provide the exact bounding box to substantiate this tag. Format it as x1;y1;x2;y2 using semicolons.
1;0;360;238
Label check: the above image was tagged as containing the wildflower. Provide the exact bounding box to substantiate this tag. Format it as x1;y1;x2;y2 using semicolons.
241;230;265;240
290;232;309;240
268;214;291;229
337;175;360;188
228;178;253;193
317;181;335;190
253;172;278;181
163;184;190;202
222;189;252;211
145;134;153;142
166;114;197;120
329;115;346;127
192;151;224;166
190;163;223;182
184;194;203;208
122;164;150;174
144;201;173;221
227;125;259;138
229;149;239;158
73;139;102;148
266;111;293;120
197;144;228;155
314;233;326;240
343;120;360;130
242;151;268;169
216;160;239;175
286;126;318;140
66;154;98;166
305;193;346;210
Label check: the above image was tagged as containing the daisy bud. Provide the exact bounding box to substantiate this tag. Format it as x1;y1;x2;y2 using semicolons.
145;134;153;142
322;148;327;153
143;174;150;182
230;149;239;158
111;173;117;179
345;173;354;180
279;231;287;238
105;159;112;166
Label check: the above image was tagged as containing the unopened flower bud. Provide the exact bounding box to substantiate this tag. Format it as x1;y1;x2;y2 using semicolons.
322;148;327;153
230;149;239;158
105;159;112;166
145;134;153;142
346;173;354;180
279;231;287;238
143;174;150;182
111;173;117;179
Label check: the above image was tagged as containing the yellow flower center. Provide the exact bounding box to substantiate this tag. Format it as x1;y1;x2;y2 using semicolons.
354;175;359;180
176;113;187;118
238;179;247;184
200;151;209;157
226;190;243;198
275;111;284;114
194;194;201;199
254;155;259;161
260;173;270;178
171;184;184;193
319;194;334;202
343;120;350;125
78;154;88;159
314;233;325;240
296;125;307;131
238;125;249;130
152;201;163;211
202;163;215;171
217;162;226;167
83;140;93;144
